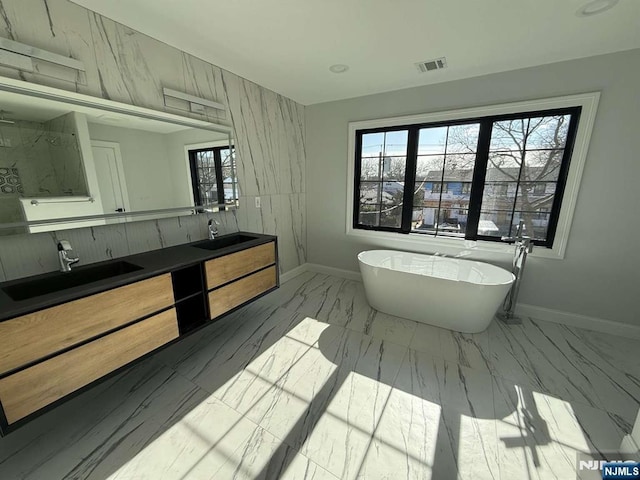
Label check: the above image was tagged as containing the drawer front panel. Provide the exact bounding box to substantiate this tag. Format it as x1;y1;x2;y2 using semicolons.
0;274;174;376
208;266;277;319
0;308;179;425
205;242;275;290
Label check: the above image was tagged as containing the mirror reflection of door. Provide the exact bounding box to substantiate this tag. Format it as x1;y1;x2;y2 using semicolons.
91;141;130;223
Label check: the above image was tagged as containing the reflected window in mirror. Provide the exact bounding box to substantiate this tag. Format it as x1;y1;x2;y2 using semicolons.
188;146;238;210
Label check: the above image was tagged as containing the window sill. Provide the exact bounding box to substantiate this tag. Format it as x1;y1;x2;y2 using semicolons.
346;227;565;260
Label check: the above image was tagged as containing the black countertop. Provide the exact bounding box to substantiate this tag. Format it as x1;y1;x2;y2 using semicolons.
0;232;277;322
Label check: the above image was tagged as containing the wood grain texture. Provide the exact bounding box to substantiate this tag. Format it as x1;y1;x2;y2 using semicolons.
0;308;179;424
0;274;174;375
208;266;277;319
205;242;275;290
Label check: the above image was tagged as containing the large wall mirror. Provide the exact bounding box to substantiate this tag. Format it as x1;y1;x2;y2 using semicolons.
0;78;237;236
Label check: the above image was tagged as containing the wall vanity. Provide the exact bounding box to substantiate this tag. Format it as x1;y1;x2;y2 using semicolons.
0;233;278;436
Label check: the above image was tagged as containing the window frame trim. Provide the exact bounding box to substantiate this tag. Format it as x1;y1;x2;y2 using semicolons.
346;92;600;260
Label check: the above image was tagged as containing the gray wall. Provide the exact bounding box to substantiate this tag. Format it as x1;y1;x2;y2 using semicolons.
306;49;640;326
0;0;305;281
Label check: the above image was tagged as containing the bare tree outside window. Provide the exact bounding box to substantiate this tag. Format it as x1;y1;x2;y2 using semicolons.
353;106;580;247
448;114;570;239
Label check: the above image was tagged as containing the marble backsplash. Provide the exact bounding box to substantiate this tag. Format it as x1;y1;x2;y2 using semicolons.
0;0;306;282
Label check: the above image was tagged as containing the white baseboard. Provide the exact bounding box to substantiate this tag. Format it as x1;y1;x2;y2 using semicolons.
279;264;309;283
516;303;640;339
306;263;362;281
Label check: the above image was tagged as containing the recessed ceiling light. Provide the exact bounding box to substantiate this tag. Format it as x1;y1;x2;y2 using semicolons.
329;64;349;74
576;0;619;17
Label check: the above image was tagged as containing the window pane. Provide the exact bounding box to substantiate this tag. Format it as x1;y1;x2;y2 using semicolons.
221;165;234;181
416;155;444;181
359;204;380;226
200;185;218;205
223;182;238;202
480;182;517;210
383;131;408;156
380;204;402;228
442;153;476;181
381;181;404;205
361;157;381;181
198;167;217;184
515;182;556;210
445;123;481;153
361;133;385;158
382;156;407;181
437;208;466;237
479;210;512;237
512;211;551;241
486;152;523;181
413;182;426;207
361;130;409;157
490;119;528;151
412;207;438;234
197;152;215;168
360;182;380;204
522;149;563;182
526;115;571;149
418;127;447;155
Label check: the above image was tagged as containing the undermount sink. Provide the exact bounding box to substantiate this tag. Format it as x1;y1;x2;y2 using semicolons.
1;261;143;301
191;234;258;251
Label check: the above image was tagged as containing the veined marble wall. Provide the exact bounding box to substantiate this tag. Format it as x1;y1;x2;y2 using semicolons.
45;112;87;196
0;0;306;282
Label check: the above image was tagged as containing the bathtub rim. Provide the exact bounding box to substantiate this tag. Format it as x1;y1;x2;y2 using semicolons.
358;249;515;287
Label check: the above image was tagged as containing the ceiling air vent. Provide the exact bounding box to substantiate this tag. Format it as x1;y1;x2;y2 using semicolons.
415;57;447;73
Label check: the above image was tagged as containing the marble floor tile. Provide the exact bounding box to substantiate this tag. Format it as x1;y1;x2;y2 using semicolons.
213;318;342;414
168;303;306;392
356;349;499;480
360;309;419;347
487;318;640;428
212;424;339;480
259;271;326;308
230;327;406;479
567;326;640;374
107;395;260;480
493;374;627;480
410;320;493;372
260;273;372;332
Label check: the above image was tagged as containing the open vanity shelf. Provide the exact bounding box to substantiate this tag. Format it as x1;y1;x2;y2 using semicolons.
0;232;278;436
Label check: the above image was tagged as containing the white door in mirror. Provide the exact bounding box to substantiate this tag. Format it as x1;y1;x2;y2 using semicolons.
92;143;129;221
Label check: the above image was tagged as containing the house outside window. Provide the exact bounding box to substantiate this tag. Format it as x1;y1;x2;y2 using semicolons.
353;107;582;247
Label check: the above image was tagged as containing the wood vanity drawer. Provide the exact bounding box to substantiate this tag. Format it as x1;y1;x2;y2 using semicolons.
208;266;277;319
205;242;276;290
0;308;179;425
0;274;174;375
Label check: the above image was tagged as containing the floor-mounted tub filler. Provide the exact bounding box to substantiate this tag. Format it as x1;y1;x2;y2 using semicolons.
358;250;514;333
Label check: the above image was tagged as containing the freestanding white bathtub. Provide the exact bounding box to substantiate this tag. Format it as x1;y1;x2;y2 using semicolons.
358;250;515;333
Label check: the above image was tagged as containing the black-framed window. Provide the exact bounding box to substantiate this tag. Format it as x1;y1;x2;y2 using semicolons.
353;107;581;247
188;145;239;209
